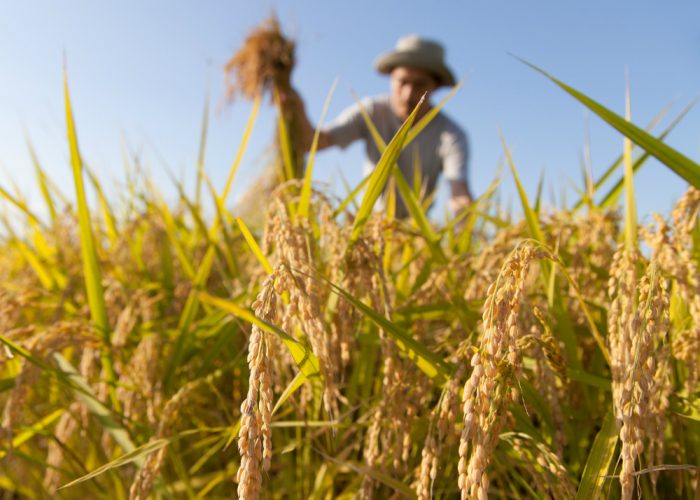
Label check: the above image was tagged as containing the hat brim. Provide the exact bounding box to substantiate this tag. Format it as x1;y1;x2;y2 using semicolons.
374;51;456;87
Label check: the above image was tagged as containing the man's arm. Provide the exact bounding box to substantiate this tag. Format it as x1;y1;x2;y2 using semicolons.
280;88;333;152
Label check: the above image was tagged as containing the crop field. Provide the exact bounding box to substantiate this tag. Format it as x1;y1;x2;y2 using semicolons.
1;36;700;500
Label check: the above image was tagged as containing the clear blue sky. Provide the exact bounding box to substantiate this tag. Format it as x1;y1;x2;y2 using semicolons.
2;0;699;224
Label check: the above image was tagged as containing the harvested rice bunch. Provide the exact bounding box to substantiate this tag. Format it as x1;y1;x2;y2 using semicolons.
224;15;305;189
224;16;295;102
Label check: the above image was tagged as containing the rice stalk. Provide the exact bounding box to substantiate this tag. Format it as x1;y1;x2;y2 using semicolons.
236;272;277;500
458;241;552;500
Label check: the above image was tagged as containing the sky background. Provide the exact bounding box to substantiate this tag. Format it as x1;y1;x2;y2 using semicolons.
1;0;699;225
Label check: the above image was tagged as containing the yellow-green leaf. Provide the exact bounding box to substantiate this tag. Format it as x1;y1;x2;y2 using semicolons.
575;409;618;500
236;217;273;274
519;57;700;189
198;292;322;381
350;95;425;242
298;79;338;219
64;71;117;405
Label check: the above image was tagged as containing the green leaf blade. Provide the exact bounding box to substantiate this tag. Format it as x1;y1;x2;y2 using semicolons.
350;95;426;243
64;71;117;405
575;409;618;500
518;57;700;189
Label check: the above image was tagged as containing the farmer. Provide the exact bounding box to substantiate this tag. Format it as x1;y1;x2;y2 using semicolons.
283;34;472;218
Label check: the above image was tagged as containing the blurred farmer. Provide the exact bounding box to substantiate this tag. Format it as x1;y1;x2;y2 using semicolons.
284;34;472;218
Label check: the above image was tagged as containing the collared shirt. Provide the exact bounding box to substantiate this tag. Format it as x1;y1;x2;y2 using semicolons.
324;95;470;217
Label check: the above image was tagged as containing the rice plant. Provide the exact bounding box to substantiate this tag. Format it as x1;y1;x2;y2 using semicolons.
1;55;699;500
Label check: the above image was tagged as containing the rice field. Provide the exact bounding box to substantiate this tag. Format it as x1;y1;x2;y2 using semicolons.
1;52;700;499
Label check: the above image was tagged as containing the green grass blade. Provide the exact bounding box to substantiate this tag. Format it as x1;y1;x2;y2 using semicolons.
316;451;417;499
571;99;695;211
179;248;217;337
567;369;612;391
14;239;56;290
65;76;109;334
0;184;44;228
63;71;117;406
0;333;56;372
332;168;363;218
195;93;210;210
534;169;545;214
623;77;637;250
273;88;296;182
272;370;305;416
502;134;547;246
599;150;659;210
392;166;447;263
222;93;261;204
351;90;387;152
198;291;322;381
405;80;463;146
59;439;169;491
411;150;423;195
208;174;235;230
350;95;425;242
188;434;229;475
202;175;239;278
670;394;700;421
85;166;118;246
582;104;668;202
344;85;454;225
333;174;371;218
171;175;210;242
0;409;63;460
28;141;58;224
352;81;462;156
575;409;618;500
597;100;697;210
518;57;700;188
236;217;273;274
299;79;338;219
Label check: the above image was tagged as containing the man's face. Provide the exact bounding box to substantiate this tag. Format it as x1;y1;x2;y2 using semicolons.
389;66;438;121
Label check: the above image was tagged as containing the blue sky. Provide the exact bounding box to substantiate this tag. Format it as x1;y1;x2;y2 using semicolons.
1;0;699;224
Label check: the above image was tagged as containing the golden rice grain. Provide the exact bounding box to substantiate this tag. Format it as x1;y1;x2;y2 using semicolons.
608;246;671;499
236;272;277;499
458;242;550;500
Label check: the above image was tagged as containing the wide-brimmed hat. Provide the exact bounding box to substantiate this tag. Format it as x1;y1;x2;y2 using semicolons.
374;35;456;87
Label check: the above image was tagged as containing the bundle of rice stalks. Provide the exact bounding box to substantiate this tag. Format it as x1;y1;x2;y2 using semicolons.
224;15;306;221
223;15;295;102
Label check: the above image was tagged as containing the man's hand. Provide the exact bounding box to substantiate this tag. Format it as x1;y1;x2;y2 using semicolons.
449;180;472;216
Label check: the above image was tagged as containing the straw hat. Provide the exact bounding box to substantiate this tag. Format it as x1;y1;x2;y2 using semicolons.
374;35;456;87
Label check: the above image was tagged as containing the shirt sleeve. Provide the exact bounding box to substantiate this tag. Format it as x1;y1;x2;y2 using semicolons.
440;127;469;183
322;99;372;149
